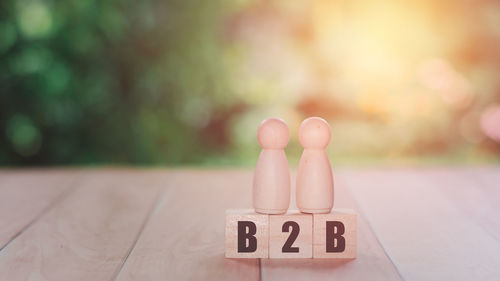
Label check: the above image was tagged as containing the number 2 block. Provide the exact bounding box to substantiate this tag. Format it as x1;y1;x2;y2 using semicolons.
313;209;357;259
269;211;312;258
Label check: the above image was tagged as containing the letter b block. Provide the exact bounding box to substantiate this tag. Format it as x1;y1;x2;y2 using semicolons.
225;209;269;258
313;209;357;258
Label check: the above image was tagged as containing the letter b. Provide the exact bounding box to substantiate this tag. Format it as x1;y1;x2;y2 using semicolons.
326;221;345;252
238;221;257;252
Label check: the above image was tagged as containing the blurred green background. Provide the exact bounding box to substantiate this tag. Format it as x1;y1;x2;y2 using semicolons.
1;0;499;166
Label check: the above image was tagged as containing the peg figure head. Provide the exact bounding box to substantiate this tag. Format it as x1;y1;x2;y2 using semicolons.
299;117;331;149
257;118;290;149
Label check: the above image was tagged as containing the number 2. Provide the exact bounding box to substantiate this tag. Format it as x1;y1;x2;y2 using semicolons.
282;221;300;253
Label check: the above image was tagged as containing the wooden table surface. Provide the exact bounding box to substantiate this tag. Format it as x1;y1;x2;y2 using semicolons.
0;167;499;281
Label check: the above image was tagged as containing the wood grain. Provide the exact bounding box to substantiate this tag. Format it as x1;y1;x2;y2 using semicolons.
342;168;500;281
0;170;162;281
260;171;403;281
115;170;259;281
426;167;500;243
0;170;76;250
1;167;499;281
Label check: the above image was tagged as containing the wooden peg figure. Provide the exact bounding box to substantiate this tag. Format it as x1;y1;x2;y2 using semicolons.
296;117;334;214
253;118;290;215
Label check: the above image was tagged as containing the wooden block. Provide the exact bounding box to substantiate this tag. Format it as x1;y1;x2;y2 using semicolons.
225;209;269;258
313;209;357;259
269;211;313;258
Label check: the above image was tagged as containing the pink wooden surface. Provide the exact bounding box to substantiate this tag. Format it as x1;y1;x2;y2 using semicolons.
0;170;77;250
0;170;162;281
341;168;500;281
115;170;259;281
0;167;499;281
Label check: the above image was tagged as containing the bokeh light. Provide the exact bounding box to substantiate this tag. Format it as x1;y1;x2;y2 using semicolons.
481;104;500;143
0;0;499;166
17;1;53;39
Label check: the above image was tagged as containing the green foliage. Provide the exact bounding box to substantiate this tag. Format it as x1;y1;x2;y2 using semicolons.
0;0;238;165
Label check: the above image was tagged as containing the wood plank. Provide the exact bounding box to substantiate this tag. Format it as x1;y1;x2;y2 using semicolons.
0;170;77;249
426;167;500;242
468;166;500;200
342;168;500;281
0;170;162;281
115;170;259;281
260;171;403;281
